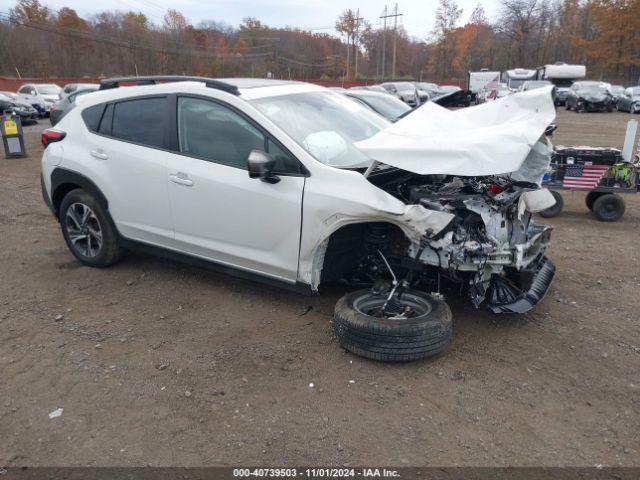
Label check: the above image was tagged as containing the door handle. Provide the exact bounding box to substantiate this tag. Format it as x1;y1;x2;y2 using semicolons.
90;150;108;160
169;173;194;187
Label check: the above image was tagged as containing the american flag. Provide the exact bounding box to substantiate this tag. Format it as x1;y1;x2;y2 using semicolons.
562;163;609;190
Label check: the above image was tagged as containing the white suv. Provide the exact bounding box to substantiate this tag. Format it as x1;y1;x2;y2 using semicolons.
18;83;62;115
41;76;557;362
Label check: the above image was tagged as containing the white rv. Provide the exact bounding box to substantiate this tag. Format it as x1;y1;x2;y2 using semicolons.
536;63;586;105
502;68;537;91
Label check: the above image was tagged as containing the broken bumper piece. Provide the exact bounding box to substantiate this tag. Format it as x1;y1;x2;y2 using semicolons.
487;256;556;314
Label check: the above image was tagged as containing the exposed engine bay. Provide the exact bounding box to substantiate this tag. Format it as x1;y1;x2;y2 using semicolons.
323;168;555;314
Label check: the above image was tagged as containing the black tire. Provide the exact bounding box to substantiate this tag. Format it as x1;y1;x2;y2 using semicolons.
565;102;571;111
592;193;625;222
333;289;453;362
59;189;123;267
539;190;564;218
585;191;605;211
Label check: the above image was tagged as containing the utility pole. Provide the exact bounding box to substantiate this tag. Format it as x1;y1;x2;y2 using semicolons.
380;5;387;81
354;9;364;80
391;4;402;80
380;5;402;81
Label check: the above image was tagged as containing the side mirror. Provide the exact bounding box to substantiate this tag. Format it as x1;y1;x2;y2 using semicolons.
248;150;280;184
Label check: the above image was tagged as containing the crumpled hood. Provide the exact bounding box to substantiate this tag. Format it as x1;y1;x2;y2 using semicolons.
355;86;556;176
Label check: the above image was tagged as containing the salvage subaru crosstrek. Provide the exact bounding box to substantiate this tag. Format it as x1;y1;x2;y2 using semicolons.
41;76;557;362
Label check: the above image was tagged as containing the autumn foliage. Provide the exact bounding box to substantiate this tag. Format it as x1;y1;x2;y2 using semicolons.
0;0;638;85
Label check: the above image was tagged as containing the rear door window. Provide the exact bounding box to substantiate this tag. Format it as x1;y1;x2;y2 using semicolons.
111;97;167;148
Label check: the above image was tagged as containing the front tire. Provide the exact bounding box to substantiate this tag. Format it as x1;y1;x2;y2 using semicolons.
59;189;123;267
592;193;625;222
333;290;453;362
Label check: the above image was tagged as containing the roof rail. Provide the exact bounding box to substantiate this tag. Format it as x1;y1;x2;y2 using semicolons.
99;76;240;95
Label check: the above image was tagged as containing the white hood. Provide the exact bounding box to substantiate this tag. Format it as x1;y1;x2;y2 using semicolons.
355;86;556;176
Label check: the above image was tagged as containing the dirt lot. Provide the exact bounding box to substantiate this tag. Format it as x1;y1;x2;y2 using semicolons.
1;109;639;467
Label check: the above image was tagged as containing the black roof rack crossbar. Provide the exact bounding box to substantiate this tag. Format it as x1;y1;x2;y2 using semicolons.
99;76;240;95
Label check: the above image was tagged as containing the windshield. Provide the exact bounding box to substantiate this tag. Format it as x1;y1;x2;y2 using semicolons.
578;83;606;94
37;85;60;95
352;94;410;122
631;87;640;96
252;91;389;168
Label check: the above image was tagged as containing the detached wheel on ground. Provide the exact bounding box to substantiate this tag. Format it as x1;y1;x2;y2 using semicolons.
59;189;123;267
539;190;564;218
592;193;625;222
333;289;453;362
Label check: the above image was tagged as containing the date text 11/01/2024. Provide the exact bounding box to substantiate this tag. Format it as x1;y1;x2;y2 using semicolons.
232;468;401;478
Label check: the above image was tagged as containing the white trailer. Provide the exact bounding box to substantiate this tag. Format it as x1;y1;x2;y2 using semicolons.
536;63;586;105
467;70;501;101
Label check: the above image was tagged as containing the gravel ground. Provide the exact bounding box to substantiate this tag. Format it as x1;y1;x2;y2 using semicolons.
1;108;639;467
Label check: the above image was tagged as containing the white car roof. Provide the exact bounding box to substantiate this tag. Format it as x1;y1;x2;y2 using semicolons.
74;78;328;107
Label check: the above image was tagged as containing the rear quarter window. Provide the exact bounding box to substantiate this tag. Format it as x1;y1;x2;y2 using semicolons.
81;104;105;132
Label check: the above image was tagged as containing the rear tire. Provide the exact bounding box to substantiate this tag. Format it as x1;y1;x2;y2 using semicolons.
539;190;564;218
592;193;625;222
333;289;453;362
565;102;571;111
59;189;123;267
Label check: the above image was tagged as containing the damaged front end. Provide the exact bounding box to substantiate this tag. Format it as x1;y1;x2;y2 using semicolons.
369;171;555;313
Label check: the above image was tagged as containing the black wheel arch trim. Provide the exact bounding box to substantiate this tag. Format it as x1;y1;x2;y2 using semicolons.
50;168;110;219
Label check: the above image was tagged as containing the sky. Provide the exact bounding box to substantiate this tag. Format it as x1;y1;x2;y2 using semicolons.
0;0;502;40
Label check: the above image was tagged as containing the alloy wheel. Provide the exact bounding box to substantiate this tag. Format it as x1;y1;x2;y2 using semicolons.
65;202;103;257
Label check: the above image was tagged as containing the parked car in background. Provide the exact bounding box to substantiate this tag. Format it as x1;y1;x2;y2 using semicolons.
50;87;99;126
380;82;420;107
412;82;440;103
476;83;511;104
350;85;388;94
61;83;99;97
566;81;614;112
616;86;640;113
520;80;556;102
607;85;625;104
2;90;46;117
342;89;411;122
424;85;472;108
0;92;38;124
438;85;462;93
17;83;62;116
520;80;553;91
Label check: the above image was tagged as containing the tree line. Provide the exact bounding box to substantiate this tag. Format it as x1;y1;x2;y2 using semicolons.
0;0;638;85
